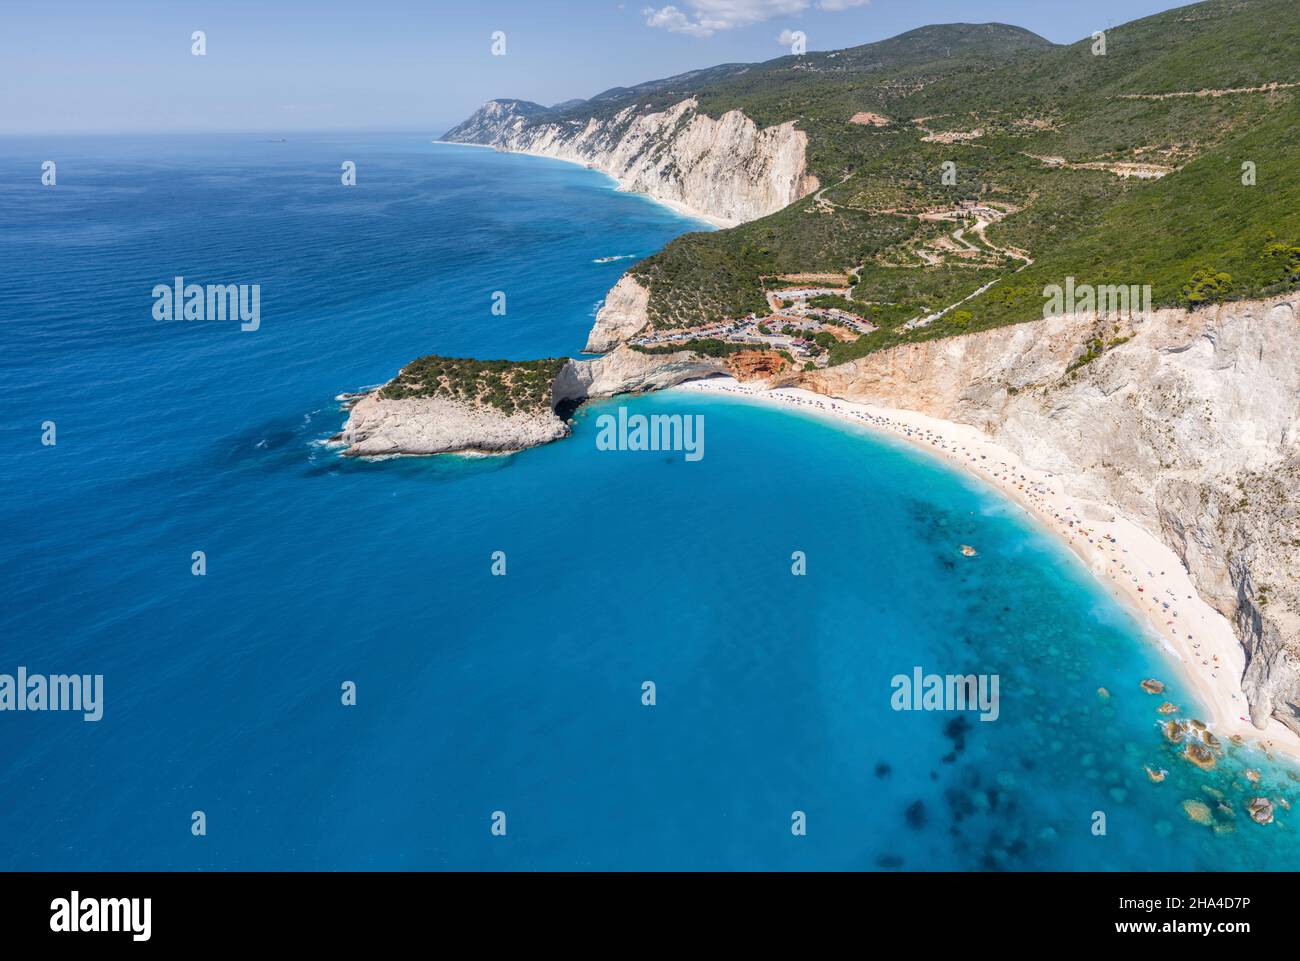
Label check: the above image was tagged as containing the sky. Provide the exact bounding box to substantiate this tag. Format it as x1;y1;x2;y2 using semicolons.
0;0;1194;134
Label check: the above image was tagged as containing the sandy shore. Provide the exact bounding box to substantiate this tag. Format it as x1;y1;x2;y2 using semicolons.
433;140;730;228
675;376;1300;764
515;149;731;228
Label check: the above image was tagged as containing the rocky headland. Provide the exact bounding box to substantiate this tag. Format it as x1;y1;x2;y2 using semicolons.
442;98;818;228
337;346;727;458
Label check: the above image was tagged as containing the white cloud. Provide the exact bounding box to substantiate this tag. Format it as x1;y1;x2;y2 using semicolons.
776;28;800;45
643;5;718;37
642;0;869;37
642;1;810;38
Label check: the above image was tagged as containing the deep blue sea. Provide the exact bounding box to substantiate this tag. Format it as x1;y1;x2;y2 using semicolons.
1;133;1297;870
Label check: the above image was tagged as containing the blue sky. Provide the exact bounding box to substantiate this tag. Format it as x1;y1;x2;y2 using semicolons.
1;0;1193;134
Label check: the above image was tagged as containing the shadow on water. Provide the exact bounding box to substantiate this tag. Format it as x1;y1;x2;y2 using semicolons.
554;396;584;422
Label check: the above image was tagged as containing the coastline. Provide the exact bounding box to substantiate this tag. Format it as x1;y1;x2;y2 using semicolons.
674;375;1300;766
432;140;729;229
431;140;1300;766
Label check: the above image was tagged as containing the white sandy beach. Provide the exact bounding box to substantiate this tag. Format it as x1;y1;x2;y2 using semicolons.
675;376;1300;764
433;140;732;228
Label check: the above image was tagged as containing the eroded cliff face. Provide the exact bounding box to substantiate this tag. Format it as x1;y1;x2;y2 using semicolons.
443;98;818;227
556;345;725;401
339;391;569;456
586;275;651;353
800;296;1300;733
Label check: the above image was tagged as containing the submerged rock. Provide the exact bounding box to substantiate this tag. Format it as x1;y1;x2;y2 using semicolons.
1141;678;1165;695
904;800;927;829
1158;702;1179;715
1182;799;1213;825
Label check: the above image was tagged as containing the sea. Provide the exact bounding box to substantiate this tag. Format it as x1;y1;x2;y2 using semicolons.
1;132;1297;869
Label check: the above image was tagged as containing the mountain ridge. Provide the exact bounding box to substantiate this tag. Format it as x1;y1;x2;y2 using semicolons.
444;22;1054;141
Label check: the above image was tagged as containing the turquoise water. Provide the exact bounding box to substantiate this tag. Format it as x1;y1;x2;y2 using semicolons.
1;133;1297;870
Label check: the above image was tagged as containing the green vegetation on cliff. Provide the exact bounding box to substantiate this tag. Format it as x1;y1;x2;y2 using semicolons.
381;356;566;415
602;0;1300;360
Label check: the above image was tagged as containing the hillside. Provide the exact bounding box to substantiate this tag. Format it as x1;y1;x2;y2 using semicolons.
450;23;1053;139
446;0;1298;365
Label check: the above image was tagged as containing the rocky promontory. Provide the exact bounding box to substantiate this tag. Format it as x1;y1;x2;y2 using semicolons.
338;346;727;458
340;391;571;457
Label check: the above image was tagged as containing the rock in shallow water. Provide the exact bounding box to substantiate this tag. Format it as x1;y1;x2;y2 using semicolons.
1249;797;1275;825
1183;742;1217;770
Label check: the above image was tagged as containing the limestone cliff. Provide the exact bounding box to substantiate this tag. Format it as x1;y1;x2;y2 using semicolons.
798;296;1300;734
339;346;724;457
339;391;569;456
443;98;818;228
556;345;725;401
586;275;651;353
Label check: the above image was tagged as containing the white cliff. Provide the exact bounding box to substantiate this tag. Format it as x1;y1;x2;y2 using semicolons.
556;345;725;400
339;391;569;456
586;275;652;353
443;98;818;228
339;346;724;457
799;295;1300;734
